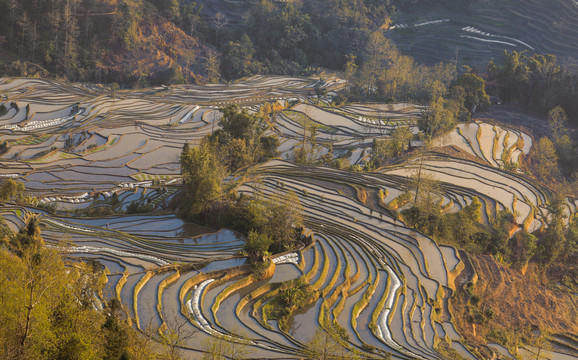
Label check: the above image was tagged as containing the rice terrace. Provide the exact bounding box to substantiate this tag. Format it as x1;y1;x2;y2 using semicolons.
0;0;577;360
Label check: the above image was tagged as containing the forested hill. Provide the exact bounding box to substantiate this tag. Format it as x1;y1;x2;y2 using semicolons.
0;0;212;86
0;0;398;86
0;0;576;91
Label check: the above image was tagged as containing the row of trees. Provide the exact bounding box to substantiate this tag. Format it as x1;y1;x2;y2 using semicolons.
0;0;127;79
369;70;490;168
0;0;393;84
417;71;490;138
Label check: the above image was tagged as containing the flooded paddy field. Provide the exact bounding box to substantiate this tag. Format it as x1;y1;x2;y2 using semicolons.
2;76;576;359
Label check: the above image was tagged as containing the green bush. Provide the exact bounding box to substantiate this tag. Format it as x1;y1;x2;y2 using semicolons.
470;294;481;306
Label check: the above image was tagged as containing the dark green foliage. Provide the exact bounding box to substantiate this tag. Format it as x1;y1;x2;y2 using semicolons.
508;230;537;269
465;281;475;296
402;196;518;260
125;200;154;214
149;0;180;21
264;278;316;331
418;95;460;136
244;230;273;263
489;51;578;126
217;105;264;143
260;135;280;160
402;188;576;267
536;195;569;263
452;73;490;113
179;106;297;253
210;105;278;171
545;106;577;179
229;191;304;254
216;0;396;78
151;65;185;85
0;0;199;84
469;294;481;306
417;71;488;137
0;140;8;154
220;34;263;80
102;309;131;360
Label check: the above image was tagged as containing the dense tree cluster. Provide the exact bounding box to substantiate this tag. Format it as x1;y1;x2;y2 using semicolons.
233;191;304;257
179;105;303;259
0;0;128;79
180;140;227;219
418;72;489;137
370;126;413;166
489;51;578;126
218;0;395;80
180;105;280;220
210;104;279;171
522;106;577;183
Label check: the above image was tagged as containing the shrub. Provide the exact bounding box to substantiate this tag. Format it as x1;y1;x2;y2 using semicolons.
470;294;481;306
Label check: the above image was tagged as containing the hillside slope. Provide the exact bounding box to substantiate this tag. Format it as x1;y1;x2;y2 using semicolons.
451;253;578;358
99;15;212;84
389;0;578;68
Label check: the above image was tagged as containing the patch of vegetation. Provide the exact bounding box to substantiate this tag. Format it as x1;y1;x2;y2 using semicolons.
0;141;8;155
263;278;317;332
126;199;155;214
180;105;303;258
489;51;578;127
0;178;25;203
0;215;167;359
370;126;413;166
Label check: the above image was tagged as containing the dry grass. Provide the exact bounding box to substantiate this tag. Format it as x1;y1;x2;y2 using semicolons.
450;254;578;356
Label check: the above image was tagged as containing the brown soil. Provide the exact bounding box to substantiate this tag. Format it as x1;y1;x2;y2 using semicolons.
429;144;489;166
450;253;578;355
99;15;211;83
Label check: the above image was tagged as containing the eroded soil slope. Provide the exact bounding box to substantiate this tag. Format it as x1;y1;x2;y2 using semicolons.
452;253;578;356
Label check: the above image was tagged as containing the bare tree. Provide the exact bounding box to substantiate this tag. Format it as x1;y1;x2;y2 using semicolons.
205;49;220;83
62;0;79;76
213;12;228;46
202;329;252;360
16;11;30;58
20;249;62;355
160;309;198;360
